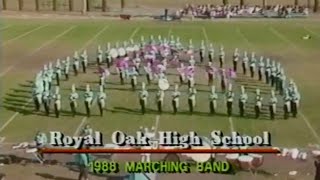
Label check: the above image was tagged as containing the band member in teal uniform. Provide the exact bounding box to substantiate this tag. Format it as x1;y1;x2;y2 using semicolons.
283;89;291;119
52;86;61;118
55;59;62;86
290;85;300;118
270;60;276;87
209;86;218;114
84;84;94;117
81;50;88;73
269;90;277;120
73;51;80;76
249;52;256;78
255;88;263;119
242;51;249;75
63;57;70;80
172;84;180;114
258;56;264;81
42;88;51;116
239;86;248;117
97;85;106;117
69;84;79;117
233;48;239;72
139;82;149;115
226;84;234;117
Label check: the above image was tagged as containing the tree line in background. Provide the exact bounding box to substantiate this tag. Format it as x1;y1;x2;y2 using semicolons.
1;0;319;12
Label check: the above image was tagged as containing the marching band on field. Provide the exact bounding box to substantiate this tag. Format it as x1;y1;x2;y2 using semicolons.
31;35;301;120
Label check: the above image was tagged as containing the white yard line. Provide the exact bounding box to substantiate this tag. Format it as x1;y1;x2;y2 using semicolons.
236;28;252;48
0;137;5;143
0;99;33;134
129;27;140;40
79;25;109;51
0;25;77;77
303;26;320;39
202;27;209;44
2;24;50;46
0;25;12;31
269;26;320;144
73;117;88;136
228;117;235;132
167;28;172;38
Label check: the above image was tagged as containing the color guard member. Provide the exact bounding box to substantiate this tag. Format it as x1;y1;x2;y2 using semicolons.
239;86;248;117
249;52;256;78
269;90;277;120
97;85;106;117
156;89;165;114
84;84;94;117
207;62;214;86
220;69;227;92
172;84;180;114
52;86;61;118
73;51;80;76
258;56;264;81
255;88;263;119
188;87;197;114
139;82;149;115
209;86;218;114
226;84;234;117
133;53;141;74
242;51;249;75
69;84;79;117
187;73;195;89
233;48;239;72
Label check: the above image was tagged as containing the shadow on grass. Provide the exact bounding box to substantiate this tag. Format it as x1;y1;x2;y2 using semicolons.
35;173;76;180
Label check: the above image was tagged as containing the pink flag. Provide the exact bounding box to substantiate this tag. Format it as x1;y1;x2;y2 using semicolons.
227;68;237;79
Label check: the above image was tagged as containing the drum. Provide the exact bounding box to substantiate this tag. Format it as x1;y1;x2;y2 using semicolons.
312;150;320;157
226;154;239;167
290;148;299;160
188;140;212;163
187;49;193;55
238;155;253;170
249;154;263;168
110;48;118;58
118;48;126;57
134;45;140;51
158;79;170;91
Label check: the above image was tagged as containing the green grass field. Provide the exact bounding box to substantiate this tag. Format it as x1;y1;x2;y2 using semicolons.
1;18;320;149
